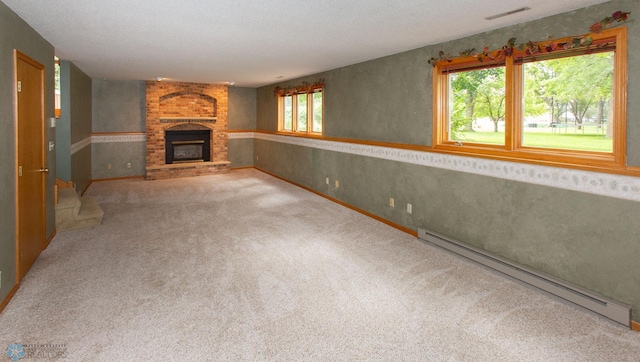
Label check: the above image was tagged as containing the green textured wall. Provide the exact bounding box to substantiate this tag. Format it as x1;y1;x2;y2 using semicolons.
255;139;640;316
229;87;257;168
72;147;92;193
229;87;257;130
92;142;146;179
92;80;145;133
0;2;56;305
69;63;92;145
229;139;254;168
91;80;146;179
256;0;640;320
56;60;93;192
69;62;92;192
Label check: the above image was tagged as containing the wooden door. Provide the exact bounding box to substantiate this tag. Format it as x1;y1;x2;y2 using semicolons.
16;51;46;281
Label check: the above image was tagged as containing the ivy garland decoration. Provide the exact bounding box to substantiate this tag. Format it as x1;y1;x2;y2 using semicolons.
274;79;325;96
428;10;630;67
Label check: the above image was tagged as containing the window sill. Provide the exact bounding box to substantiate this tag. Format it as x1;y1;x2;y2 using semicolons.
432;143;634;177
275;131;324;139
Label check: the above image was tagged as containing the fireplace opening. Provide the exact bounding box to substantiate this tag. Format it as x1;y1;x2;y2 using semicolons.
165;130;211;164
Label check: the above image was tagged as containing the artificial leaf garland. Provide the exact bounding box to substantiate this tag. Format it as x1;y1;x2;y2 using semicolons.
274;79;324;96
590;10;629;33
428;10;630;67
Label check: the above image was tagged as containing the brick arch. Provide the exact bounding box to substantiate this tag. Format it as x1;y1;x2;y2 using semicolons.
159;91;217;118
164;123;211;131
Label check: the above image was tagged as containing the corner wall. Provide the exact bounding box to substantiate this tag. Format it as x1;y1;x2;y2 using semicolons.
92;80;146;179
256;0;640;321
229;87;256;168
69;63;92;193
57;60;92;192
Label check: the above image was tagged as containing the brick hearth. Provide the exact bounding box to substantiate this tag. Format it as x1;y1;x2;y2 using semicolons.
145;81;230;180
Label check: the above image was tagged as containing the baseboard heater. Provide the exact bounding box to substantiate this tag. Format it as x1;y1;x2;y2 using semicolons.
418;228;631;328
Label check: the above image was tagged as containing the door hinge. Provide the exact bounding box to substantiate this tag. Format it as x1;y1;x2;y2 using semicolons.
20;250;23;261
17;81;22;93
18;166;23;177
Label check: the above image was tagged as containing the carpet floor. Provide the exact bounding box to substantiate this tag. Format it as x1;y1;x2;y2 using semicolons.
1;168;639;361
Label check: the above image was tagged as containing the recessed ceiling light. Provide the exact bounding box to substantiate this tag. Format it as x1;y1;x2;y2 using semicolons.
155;77;163;81
485;7;531;20
228;81;236;86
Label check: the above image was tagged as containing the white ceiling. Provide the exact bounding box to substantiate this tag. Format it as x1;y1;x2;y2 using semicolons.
4;0;609;87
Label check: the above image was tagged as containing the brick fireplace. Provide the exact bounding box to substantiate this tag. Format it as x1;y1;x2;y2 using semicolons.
145;81;231;180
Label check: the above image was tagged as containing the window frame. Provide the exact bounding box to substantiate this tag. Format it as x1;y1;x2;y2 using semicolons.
54;57;61;118
278;88;324;135
432;27;627;171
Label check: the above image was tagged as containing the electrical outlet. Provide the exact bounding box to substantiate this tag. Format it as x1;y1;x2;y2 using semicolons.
326;177;329;185
390;198;395;208
127;162;132;169
256;156;259;161
407;203;413;214
107;164;112;170
335;180;339;188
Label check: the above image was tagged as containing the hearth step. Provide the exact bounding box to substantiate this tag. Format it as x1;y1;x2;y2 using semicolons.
55;188;104;231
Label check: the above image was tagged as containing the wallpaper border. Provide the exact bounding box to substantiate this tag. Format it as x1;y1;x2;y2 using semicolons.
247;132;640;202
71;134;147;155
92;134;146;143
70;137;91;155
73;131;640;202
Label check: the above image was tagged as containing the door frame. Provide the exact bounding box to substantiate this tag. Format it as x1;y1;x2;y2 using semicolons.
14;50;47;283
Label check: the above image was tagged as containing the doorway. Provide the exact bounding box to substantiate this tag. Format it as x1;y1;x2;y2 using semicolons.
16;50;46;281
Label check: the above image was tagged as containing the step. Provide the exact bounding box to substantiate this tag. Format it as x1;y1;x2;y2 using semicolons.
55;190;104;232
75;197;104;222
56;188;81;215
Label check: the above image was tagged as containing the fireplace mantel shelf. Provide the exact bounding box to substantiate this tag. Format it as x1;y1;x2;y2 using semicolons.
159;117;217;123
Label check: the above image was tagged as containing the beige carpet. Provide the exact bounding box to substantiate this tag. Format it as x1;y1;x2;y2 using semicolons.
1;168;639;361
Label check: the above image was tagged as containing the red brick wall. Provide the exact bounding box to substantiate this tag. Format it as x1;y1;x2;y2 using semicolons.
159;92;217;118
145;81;230;179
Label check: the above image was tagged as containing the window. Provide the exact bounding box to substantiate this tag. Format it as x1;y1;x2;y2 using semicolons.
282;95;293;131
54;57;61;118
278;86;323;134
433;27;627;170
